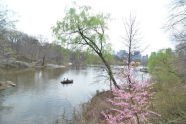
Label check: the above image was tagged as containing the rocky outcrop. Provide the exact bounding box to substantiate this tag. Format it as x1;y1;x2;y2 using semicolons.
0;81;16;90
0;58;32;69
0;57;66;70
46;64;65;69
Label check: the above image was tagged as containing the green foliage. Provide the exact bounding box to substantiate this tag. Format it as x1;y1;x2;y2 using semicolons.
52;5;111;53
148;48;179;89
52;4;119;88
148;48;175;72
148;48;186;123
84;52;102;64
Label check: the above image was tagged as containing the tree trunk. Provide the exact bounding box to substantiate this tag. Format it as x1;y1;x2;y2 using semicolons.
42;56;45;66
128;39;132;68
99;53;120;89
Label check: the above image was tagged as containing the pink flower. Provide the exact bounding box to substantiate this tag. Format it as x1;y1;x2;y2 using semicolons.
102;67;160;124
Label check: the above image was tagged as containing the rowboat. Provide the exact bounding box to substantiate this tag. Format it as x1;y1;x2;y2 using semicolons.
61;79;73;84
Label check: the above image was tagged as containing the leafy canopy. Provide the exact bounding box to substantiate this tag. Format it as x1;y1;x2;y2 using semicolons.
148;48;180;88
148;48;176;74
52;5;112;55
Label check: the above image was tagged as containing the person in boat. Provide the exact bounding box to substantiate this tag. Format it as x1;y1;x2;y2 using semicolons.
63;78;68;81
63;78;71;82
61;78;73;84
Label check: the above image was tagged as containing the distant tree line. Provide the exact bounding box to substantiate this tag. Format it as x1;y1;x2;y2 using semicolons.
0;2;110;67
0;29;106;66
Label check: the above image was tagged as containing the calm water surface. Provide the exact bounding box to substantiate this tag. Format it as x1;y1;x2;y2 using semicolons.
0;66;148;124
0;66;109;124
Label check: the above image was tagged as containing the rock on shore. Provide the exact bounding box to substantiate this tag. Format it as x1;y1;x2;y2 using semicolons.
0;58;32;69
0;81;16;90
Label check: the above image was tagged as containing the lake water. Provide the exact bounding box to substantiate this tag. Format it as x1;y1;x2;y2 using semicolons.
0;66;149;124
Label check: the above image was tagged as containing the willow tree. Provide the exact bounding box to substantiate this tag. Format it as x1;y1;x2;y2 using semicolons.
52;5;119;88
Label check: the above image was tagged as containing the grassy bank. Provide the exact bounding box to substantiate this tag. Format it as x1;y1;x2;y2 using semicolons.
56;91;114;124
148;49;186;124
59;85;185;124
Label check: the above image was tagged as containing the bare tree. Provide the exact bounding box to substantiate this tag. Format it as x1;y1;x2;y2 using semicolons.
167;0;186;82
122;15;142;124
123;15;141;67
0;1;15;35
168;0;186;43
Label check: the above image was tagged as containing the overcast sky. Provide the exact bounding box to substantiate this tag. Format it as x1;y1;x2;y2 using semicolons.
4;0;174;55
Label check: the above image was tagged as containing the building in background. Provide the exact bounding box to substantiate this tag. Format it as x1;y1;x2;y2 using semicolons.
132;51;141;61
116;50;148;65
116;50;128;59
